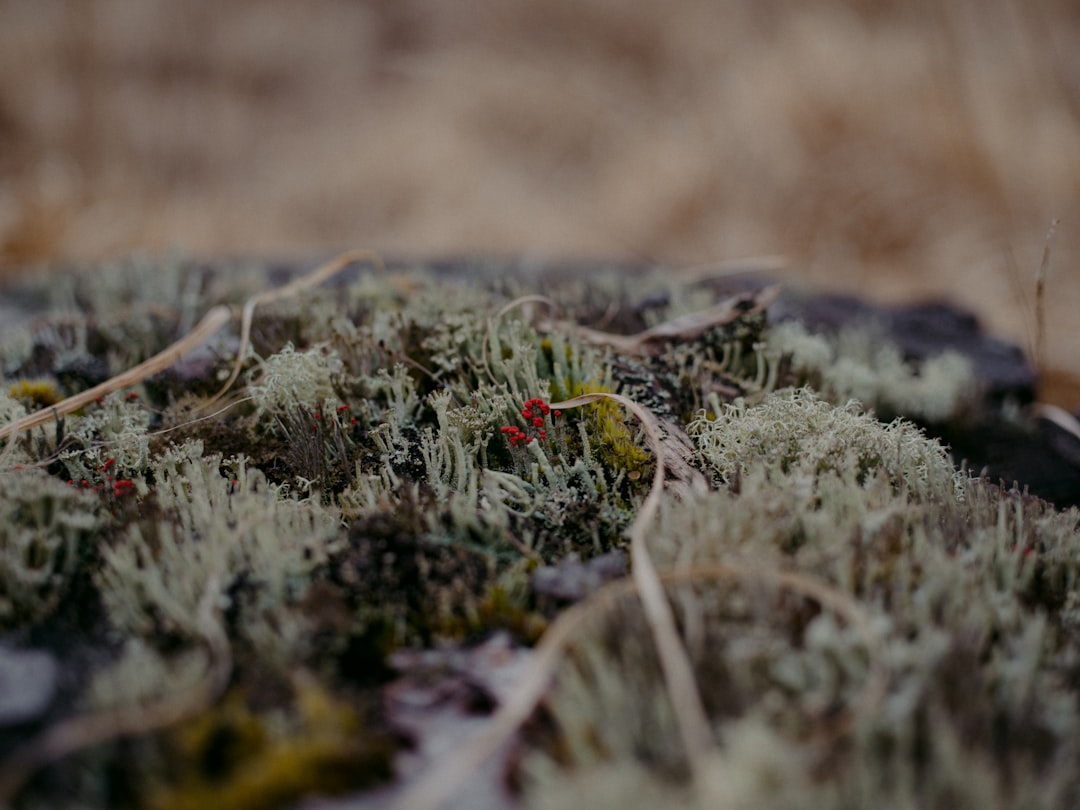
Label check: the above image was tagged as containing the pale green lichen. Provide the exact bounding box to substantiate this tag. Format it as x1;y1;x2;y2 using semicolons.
57;390;152;483
0;390;31;458
248;341;345;417
0;465;99;629
767;319;977;422
0;325;34;379
1;255;1077;810
688;387;961;502
369;363;421;428
522;385;1080;809
96;445;340;650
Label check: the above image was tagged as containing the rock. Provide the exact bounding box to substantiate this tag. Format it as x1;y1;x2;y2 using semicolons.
0;646;58;725
532;551;628;606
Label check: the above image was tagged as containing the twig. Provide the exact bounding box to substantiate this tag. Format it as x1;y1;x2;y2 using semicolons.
1034;218;1058;375
1030;402;1080;444
0;305;233;443
202;248;386;410
391;390;714;810
0;250;387;447
664;562;888;731
389;530;887;810
551;393;715;781
543;285;782;356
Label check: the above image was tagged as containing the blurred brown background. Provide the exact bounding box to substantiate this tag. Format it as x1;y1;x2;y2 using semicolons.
1;0;1078;392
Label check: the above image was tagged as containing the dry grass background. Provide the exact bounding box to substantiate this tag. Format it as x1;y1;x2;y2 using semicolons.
1;0;1078;397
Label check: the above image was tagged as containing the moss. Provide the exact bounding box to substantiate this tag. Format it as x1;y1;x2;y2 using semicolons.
574;382;653;484
477;581;548;644
2;255;1078;810
8;378;62;408
147;681;395;810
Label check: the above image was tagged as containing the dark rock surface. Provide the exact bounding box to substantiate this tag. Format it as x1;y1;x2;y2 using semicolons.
0;647;57;726
773;287;1080;509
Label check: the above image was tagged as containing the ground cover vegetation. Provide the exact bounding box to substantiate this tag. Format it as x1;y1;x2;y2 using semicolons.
1;253;1080;809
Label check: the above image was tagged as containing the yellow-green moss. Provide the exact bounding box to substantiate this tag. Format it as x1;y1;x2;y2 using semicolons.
574;382;652;482
148;682;393;810
8;378;62;408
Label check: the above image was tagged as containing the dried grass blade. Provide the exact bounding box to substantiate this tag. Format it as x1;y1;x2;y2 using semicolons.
203;248;386;409
0;304;233;443
551;392;716;777
559;284;782;355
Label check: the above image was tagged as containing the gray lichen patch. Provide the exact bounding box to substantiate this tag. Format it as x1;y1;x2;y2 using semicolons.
767;319;978;423
0;254;1077;809
521;388;1080;809
0;464;100;631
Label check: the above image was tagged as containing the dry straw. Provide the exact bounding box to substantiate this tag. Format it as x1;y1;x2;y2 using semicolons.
0;250;385;459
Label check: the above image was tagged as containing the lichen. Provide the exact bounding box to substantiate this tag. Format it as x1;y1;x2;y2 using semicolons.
521;390;1080;810
248;342;345;418
767;319;978;422
1;254;1078;810
56;390;153;483
0;464;99;630
95;448;341;650
688;386;960;502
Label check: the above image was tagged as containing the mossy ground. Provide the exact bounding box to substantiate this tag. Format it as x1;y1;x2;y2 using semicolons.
1;255;1079;809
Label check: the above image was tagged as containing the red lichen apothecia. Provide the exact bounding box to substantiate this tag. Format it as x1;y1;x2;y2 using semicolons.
500;398;561;448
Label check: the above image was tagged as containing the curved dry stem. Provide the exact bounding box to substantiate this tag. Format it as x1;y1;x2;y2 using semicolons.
146;395;256;439
537;287;777;360
392;390;712;810
544;284;782;356
387;579;623;810
662;562;888;734
0;250;388;449
202;248;386;410
0;572;232;805
481;294;560;386
390;545;887;810
1034;218;1057;375
0;304;233;445
550;392;715;781
1031;402;1080;443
